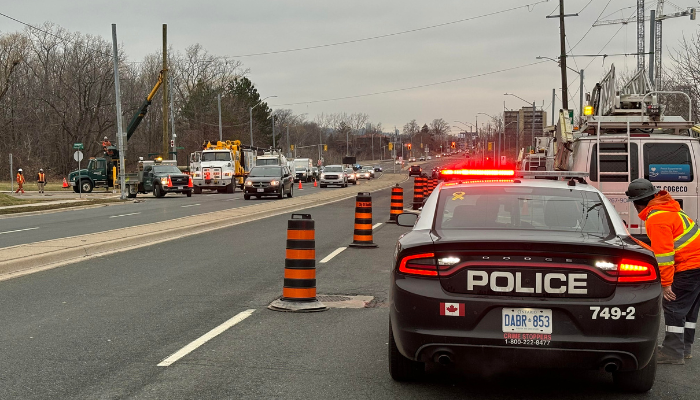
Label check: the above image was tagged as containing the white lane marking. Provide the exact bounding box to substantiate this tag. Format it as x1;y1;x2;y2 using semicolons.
181;204;201;208
0;227;39;235
319;247;347;264
108;212;141;219
372;223;382;230
158;309;255;367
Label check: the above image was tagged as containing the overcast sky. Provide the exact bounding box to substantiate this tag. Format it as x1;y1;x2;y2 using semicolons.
3;1;699;133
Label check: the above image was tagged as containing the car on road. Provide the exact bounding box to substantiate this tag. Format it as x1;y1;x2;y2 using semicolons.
345;168;358;185
374;166;383;172
358;169;372;180
408;165;422;177
409;157;416;162
243;165;294;200
319;165;348;187
435;154;441;158
395;159;402;165
389;170;661;393
427;156;432;160
419;156;426;161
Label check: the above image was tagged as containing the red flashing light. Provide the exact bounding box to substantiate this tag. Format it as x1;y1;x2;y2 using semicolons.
441;169;515;177
167;175;173;187
617;259;658;283
398;253;437;276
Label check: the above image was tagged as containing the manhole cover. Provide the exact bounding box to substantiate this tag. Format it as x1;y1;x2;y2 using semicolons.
317;295;352;302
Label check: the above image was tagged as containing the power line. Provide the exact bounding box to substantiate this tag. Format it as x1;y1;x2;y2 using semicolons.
568;0;614;53
228;0;550;58
271;61;548;107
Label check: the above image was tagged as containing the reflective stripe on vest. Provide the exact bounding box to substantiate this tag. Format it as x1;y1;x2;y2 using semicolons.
647;209;700;251
655;252;675;267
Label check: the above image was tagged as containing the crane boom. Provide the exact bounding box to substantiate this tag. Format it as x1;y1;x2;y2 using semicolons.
125;70;166;141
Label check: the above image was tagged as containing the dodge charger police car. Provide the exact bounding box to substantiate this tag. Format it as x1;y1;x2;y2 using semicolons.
390;169;661;392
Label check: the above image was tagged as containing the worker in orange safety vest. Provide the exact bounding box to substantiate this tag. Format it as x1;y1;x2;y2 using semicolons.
627;178;700;364
37;168;46;194
15;168;25;194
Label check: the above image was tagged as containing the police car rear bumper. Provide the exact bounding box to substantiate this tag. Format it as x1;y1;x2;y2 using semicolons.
390;276;661;372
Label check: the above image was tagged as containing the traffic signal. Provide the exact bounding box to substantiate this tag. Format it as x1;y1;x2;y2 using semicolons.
323;144;327;151
388;142;393;151
407;143;412;150
290;144;295;151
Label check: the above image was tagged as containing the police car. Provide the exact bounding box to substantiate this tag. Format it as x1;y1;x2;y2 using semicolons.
390;169;661;392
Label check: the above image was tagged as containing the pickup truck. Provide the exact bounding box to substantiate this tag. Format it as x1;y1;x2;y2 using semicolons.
68;151;192;198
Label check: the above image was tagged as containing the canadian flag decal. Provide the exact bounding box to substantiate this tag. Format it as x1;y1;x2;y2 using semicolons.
440;302;465;316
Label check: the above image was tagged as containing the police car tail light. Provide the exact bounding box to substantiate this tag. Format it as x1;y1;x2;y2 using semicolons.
617;259;658;283
398;253;437;277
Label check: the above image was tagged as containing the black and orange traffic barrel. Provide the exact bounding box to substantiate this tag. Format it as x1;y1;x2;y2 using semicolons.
349;192;378;248
388;184;403;224
269;214;327;312
412;176;424;210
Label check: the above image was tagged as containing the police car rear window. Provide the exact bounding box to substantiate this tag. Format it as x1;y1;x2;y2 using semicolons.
435;186;612;237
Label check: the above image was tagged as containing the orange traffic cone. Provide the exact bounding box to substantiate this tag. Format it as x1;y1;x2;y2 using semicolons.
62;178;69;188
313;179;317;187
298;180;303;190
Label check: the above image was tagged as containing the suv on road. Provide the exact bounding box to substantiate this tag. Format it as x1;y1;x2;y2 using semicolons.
408;165;422;177
243;165;294;199
319;165;348;187
389;170;660;393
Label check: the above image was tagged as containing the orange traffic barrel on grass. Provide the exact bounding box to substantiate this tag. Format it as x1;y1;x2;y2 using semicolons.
388;184;403;224
412;176;425;210
349;192;378;248
269;213;327;312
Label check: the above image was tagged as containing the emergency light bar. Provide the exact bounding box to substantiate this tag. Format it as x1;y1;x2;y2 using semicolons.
440;169;515;177
515;171;589;178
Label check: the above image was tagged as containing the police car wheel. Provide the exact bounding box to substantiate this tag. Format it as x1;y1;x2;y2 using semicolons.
612;351;656;393
388;323;424;381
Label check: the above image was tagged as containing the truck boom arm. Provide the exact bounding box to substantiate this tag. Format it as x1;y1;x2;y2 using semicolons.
126;70;165;141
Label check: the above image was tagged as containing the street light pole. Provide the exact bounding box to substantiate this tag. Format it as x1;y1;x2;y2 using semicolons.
272;114;275;150
249;95;277;147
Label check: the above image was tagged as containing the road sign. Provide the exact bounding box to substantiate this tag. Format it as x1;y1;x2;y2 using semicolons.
73;143;84;150
73;151;84;162
170;140;174;148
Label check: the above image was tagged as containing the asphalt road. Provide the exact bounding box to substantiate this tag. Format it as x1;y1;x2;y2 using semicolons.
0;173;695;399
0;165;398;249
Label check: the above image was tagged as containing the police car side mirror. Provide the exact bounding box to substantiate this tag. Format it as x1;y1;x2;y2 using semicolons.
396;213;419;227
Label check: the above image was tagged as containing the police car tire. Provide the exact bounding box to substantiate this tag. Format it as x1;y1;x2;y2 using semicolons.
388;323;424;381
612;351;656;393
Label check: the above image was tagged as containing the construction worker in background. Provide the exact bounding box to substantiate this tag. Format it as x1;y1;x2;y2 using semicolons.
15;168;25;194
627;178;700;364
102;136;113;156
37;168;46;194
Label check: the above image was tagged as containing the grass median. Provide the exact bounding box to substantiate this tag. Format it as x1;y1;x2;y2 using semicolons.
0;181;70;192
0;194;125;215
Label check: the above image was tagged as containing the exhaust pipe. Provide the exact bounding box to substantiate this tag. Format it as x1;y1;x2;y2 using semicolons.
603;360;620;373
436;353;453;365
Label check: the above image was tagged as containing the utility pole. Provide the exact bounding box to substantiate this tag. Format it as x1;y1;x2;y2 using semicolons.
558;0;569;110
217;93;222;142
579;69;584;118
286;125;290;158
111;24;126;199
170;76;176;162
552;89;555;125
531;102;536;151
162;24;169;158
272;114;275;150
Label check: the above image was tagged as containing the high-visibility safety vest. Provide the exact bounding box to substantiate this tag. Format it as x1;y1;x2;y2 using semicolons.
642;198;700;286
16;173;24;184
37;173;45;183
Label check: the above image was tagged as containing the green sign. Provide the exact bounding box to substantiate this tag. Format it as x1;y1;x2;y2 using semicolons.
73;143;84;150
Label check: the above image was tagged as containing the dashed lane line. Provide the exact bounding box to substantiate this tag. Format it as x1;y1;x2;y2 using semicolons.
180;204;201;208
108;212;141;219
319;247;347;264
372;223;382;229
157;309;256;367
0;227;39;235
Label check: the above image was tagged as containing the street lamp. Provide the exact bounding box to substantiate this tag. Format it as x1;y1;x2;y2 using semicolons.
477;112;502;166
504;93;538;152
536;56;584;118
249;95;277;147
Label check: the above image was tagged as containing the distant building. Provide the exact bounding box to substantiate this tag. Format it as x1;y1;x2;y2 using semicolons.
504;107;547;152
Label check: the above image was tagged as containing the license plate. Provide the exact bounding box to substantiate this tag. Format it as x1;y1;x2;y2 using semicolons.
257;189;264;193
502;308;552;334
